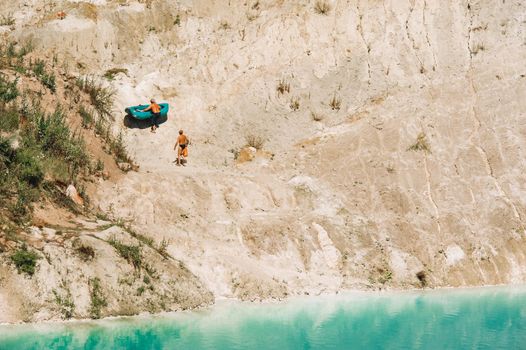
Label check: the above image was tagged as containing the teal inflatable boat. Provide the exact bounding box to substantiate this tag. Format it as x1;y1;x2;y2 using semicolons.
125;103;169;120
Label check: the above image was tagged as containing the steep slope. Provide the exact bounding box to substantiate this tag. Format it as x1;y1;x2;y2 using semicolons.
2;0;526;304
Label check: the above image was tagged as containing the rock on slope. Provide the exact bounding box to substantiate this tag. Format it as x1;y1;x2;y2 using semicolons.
2;0;526;302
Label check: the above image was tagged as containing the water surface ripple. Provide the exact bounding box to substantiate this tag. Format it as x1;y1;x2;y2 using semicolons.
1;286;525;350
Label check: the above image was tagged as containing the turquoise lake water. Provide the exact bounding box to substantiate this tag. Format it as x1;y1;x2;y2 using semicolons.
1;286;525;350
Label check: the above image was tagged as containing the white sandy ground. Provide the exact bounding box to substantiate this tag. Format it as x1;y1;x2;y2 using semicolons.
1;0;526;322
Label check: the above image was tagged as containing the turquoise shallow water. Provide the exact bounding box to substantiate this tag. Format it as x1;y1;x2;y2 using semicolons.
1;286;525;350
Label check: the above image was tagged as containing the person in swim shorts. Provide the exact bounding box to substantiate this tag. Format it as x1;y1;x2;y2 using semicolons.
174;129;189;165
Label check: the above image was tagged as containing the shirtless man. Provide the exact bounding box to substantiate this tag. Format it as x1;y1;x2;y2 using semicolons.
174;129;189;165
141;99;161;133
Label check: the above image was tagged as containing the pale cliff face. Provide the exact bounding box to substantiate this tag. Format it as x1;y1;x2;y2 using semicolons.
2;0;526;303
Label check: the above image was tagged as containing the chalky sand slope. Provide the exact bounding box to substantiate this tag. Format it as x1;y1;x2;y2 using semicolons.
4;0;526;304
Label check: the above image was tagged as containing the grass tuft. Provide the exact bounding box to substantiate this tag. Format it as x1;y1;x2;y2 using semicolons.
245;134;265;150
407;132;431;153
0;14;15;27
314;1;331;15
329;94;341;111
76;76;115;119
103;68;128;80
108;237;142;270
276;79;290;95
290;97;300;111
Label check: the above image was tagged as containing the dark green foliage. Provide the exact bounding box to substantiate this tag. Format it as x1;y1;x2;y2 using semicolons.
32;59;45;77
0;136;14;167
110;132;131;163
25;108;89;175
416;270;427;287
31;59;56;93
10;182;39;223
89;277;107;319
95;159;104;172
0;101;91;224
76;244;95;261
0;105;19;131
76;76;115;119
40;72;56;92
53;288;75;319
0;74;18;103
16;148;44;187
109;238;142;270
79;106;94;129
0;41;32;69
10;244;40;276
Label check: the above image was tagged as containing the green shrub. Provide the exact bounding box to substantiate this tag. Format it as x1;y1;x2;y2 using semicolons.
41;72;56;93
0;105;19;131
95;159;104;172
110;132;131;163
17;151;44;187
89;277;107;319
10;182;39;223
76;76;115;118
53;289;75;319
0;136;15;165
79;106;94;129
32;59;45;77
76;244;95;261
0;75;18;103
109;238;142;269
1;41;32;59
26;108;89;175
31;59;56;93
10;244;40;276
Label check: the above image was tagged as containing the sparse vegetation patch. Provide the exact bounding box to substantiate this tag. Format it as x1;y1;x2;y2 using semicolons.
471;43;486;55
0;74;18;103
276;79;290;95
416;270;427;287
245;134;265;150
31;59;56;93
407;132;431;153
290;97;300;111
329;94;341;111
53;288;75;319
89;277;107;319
0;14;15;27
109;237;142;270
76;76;115;119
103;68;128;80
311;111;324;121
314;1;331;15
76;244;95;261
10;244;40;276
